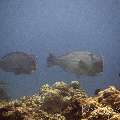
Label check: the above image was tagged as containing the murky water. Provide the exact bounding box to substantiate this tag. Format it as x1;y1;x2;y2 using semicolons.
0;0;120;99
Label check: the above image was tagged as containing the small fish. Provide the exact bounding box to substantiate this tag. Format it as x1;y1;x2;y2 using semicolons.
47;51;103;77
0;52;36;75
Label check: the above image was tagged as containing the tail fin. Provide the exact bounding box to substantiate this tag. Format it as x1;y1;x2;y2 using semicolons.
47;53;57;67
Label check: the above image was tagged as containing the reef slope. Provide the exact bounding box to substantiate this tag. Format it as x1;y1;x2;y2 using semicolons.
0;81;120;120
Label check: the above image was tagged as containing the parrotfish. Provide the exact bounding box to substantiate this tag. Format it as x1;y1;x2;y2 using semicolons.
47;51;103;76
0;52;36;75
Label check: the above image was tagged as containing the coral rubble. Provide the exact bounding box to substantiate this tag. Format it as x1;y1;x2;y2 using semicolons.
0;81;120;120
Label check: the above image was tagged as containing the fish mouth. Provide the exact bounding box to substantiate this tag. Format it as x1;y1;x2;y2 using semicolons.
27;70;35;74
31;69;35;73
29;67;36;73
31;64;36;71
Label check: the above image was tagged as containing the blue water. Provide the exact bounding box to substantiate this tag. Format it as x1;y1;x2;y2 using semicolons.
0;0;120;99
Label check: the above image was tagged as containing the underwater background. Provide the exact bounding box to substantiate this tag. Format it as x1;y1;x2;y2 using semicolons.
0;0;120;99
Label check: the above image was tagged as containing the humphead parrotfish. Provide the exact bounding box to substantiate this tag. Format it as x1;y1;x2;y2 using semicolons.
47;51;103;76
0;52;36;75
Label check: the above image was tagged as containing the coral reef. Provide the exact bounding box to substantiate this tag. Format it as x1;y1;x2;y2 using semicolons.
97;86;120;113
0;81;120;120
39;81;87;114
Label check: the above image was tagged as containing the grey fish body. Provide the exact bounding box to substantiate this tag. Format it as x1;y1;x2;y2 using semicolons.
0;52;36;75
47;51;103;76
